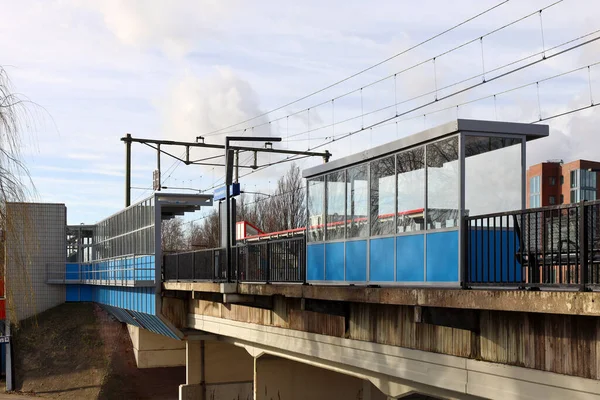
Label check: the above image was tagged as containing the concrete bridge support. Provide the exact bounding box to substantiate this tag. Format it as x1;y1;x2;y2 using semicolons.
127;325;186;368
179;339;254;400
254;354;387;400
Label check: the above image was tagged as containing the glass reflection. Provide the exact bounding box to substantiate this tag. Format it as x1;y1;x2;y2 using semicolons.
370;156;396;236
397;146;425;232
427;136;459;229
464;136;522;216
346;165;368;238
326;171;346;240
307;177;325;241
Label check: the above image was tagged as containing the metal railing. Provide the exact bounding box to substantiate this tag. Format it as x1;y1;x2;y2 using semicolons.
163;236;306;283
46;254;156;286
236;236;306;283
164;248;226;281
465;200;600;290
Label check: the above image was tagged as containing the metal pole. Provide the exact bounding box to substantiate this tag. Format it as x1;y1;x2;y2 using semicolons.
5;320;12;392
225;140;232;283
125;133;132;207
235;150;239;184
580;200;589;291
156;144;161;191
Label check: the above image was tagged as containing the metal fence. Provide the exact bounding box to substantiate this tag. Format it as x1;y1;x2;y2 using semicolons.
163;236;306;283
465;200;600;290
164;248;227;281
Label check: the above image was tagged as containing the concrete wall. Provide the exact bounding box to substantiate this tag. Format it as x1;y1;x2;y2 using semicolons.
255;355;386;400
5;202;66;321
127;324;186;368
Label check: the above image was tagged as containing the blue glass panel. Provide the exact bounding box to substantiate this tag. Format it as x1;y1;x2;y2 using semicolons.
66;263;79;281
369;237;395;282
66;286;79;302
345;240;367;282
426;231;459;282
307;244;325;281
325;243;344;281
396;235;424;282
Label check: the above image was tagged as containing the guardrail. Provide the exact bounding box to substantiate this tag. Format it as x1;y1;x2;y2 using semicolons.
164;236;306;283
46;254;156;286
465;200;600;290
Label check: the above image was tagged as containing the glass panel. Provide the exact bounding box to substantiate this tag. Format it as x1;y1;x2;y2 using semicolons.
427;136;459;229
346;164;369;238
326;171;346;241
307;177;325;241
397;146;425;233
464;136;522;216
370;156;396;236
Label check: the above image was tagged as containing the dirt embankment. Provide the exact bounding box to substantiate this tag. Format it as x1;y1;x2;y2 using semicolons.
12;303;184;399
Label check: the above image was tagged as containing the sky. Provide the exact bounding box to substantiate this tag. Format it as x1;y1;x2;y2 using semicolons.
1;0;600;224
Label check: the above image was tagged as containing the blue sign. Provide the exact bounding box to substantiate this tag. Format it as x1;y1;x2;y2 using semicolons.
214;183;241;201
0;336;10;344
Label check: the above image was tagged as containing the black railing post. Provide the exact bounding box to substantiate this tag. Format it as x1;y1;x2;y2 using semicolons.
192;251;196;281
461;216;469;289
580;200;589;291
266;241;271;284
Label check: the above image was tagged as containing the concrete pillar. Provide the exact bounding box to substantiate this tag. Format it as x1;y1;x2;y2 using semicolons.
180;340;253;400
127;325;186;368
179;340;204;400
254;355;386;400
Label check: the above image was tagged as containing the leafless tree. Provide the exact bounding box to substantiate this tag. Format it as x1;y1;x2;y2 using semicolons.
188;209;220;249
266;163;305;232
1;66;39;324
161;218;186;253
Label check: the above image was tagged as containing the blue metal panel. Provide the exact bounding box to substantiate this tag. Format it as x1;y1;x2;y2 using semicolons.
307;244;325;281
80;285;93;302
66;263;79;281
66;285;79;302
369;237;395;282
345;240;367;282
469;228;521;283
426;231;459;282
325;242;344;281
396;234;425;282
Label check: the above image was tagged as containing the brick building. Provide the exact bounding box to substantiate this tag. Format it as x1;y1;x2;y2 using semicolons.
526;159;600;208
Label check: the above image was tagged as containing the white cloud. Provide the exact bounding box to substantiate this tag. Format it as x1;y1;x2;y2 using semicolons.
83;0;238;58
2;0;600;224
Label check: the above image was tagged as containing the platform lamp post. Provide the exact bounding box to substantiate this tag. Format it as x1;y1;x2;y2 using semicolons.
224;136;281;283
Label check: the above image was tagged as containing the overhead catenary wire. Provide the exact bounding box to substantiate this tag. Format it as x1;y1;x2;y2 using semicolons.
279;32;600;144
200;0;514;137
187;28;600;196
203;0;563;139
243;18;598;144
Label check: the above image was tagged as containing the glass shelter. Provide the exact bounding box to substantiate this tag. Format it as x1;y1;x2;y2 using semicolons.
303;119;548;285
